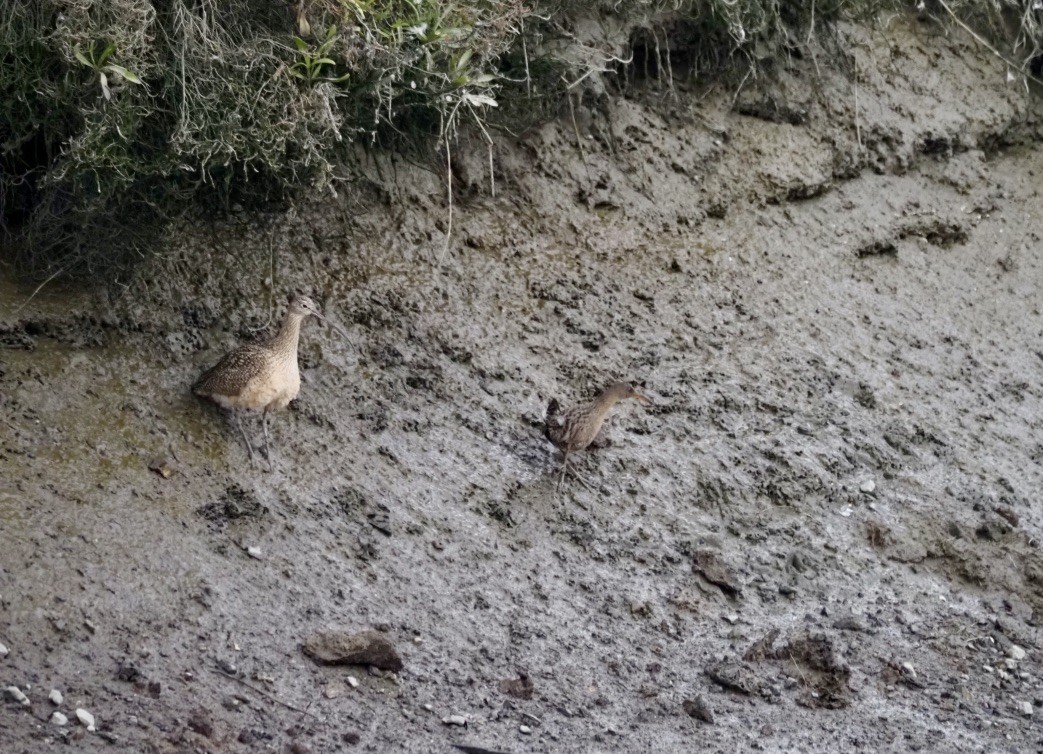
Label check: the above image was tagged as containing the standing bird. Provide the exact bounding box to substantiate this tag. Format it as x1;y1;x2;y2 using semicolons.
544;382;652;489
193;294;342;468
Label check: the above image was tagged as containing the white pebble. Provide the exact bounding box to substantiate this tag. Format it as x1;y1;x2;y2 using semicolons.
519;725;532;734
0;642;8;658
442;715;467;726
246;546;263;559
5;686;29;705
1017;701;1034;716
423;703;433;712
50;711;68;726
901;662;917;679
347;676;359;689
1009;645;1028;661
49;689;63;706
75;708;96;731
859;479;876;494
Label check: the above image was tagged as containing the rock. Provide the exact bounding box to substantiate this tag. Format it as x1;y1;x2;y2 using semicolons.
0;642;8;658
324;682;348;699
187;706;214;737
519;725;532;734
497;674;534;700
246;546;263;560
859;479;876;494
49;689;63;706
682;696;715;723
347;675;359;688
75;708;96;731
1017;701;1034;716
50;711;68;726
148;456;176;478
117;661;142;682
442;715;468;726
5;686;29;705
705;661;764;695
1008;645;1027;661
691;550;743;597
302;630;403;671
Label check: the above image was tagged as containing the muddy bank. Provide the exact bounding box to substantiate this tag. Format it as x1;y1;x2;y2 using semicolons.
3;13;1043;753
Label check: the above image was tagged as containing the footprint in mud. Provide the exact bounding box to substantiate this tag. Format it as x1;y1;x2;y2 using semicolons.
197;483;267;524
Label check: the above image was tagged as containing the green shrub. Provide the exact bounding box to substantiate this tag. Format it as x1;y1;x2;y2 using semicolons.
1;0;1039;279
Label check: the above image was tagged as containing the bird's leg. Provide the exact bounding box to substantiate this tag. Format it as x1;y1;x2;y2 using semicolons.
567;464;597;493
233;412;257;468
262;408;274;472
557;450;570;492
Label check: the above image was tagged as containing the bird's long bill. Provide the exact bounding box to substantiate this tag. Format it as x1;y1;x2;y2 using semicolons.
315;313;354;350
633;390;653;405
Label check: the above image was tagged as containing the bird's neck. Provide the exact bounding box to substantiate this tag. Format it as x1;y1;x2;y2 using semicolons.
272;312;305;358
590;391;622;417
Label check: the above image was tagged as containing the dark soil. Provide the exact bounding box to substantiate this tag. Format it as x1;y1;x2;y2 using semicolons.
3;14;1043;754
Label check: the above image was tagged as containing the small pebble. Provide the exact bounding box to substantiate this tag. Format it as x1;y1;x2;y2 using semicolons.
5;686;29;706
246;546;263;559
860;479;876;494
347;675;359;688
901;662;917;679
1009;645;1027;661
422;703;433;712
75;708;96;732
0;642;8;658
442;715;467;727
1017;701;1034;716
49;689;63;706
51;711;68;726
520;725;532;734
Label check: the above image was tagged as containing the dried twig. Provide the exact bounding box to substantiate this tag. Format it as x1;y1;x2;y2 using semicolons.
210;668;323;721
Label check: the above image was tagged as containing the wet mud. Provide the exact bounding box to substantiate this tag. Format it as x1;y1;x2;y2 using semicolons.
3;15;1043;754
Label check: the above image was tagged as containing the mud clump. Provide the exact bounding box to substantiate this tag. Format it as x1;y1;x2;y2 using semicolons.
302;630;403;671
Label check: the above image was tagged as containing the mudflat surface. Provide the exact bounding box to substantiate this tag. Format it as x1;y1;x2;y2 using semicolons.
3;15;1043;754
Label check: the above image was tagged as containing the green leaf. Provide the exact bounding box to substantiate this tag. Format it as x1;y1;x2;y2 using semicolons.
454;49;472;72
98;42;117;66
293;36;308;51
104;64;142;84
73;46;94;68
314;57;336;66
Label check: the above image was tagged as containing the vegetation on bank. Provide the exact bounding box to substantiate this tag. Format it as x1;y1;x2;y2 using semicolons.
1;1;1040;277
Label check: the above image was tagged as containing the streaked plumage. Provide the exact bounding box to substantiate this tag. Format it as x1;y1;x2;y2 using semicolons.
545;382;651;488
193;295;326;468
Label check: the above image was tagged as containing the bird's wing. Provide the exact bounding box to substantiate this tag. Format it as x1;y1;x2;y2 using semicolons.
192;344;269;397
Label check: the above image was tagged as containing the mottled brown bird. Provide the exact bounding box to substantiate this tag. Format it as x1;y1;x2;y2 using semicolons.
545;382;651;488
193;294;343;468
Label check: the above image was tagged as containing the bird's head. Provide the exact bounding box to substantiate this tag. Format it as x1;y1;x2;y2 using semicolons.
604;381;652;405
289;295;323;319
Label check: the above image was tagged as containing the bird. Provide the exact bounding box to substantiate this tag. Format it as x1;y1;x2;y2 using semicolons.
544;382;652;489
192;294;345;468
